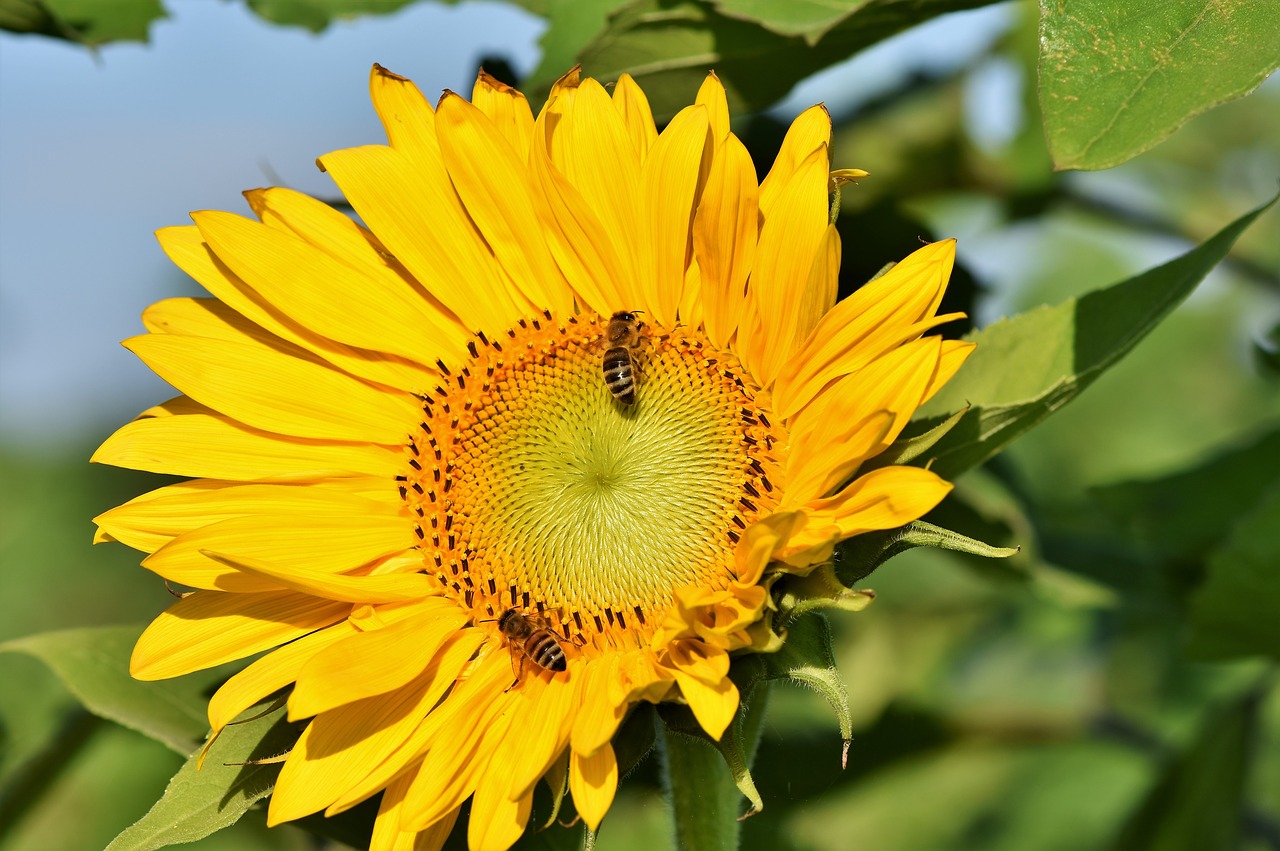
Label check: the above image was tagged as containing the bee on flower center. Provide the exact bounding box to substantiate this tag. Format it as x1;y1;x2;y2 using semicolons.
496;608;567;689
601;310;646;405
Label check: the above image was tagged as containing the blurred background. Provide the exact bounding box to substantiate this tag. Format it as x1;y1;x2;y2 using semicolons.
1;1;1278;848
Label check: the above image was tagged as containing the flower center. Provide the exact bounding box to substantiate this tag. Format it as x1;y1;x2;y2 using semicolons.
398;312;782;649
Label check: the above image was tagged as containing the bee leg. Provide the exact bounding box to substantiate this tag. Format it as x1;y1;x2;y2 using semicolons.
504;652;524;693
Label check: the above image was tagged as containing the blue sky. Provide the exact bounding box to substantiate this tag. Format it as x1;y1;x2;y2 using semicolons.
0;1;1011;450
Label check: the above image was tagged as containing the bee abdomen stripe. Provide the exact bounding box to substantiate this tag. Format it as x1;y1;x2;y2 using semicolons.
528;634;567;670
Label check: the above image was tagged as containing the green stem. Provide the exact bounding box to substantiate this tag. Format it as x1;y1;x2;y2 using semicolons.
659;683;771;850
659;725;740;851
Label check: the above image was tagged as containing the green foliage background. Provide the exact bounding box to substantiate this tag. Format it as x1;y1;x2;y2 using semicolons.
1;1;1278;849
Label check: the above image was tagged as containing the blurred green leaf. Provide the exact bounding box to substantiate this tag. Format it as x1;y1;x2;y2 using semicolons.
539;0;998;121
243;0;416;32
0;0;164;44
1255;319;1280;378
528;0;618;87
1107;683;1262;851
0;626;220;755
106;711;296;851
712;0;870;43
1092;427;1280;563
1038;0;1280;170
918;193;1279;479
788;740;1152;851
1187;485;1280;661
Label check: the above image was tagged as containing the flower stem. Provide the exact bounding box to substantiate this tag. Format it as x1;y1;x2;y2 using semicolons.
659;684;770;851
659;725;741;851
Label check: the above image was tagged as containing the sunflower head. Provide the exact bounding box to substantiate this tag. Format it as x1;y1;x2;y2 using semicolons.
93;64;971;850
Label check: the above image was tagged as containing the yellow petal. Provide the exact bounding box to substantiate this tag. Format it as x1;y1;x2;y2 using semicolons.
695;71;731;143
270;657;457;825
672;667;738;741
290;604;472;718
772;239;959;420
693;134;757;349
640;104;710;325
528;131;631;314
472;69;534;164
612;73;657;159
368;64;437;163
785;337;943;502
207;621;355;733
435;92;571;315
123;334;418;444
923;340;976;404
540;77;642;307
665;637;730;686
240;188;470;355
94;478;396;555
324;630;491;815
399;652;519;830
141;508;412;591
679;258;704;327
742;144;829;386
569;744;618;832
192;210;447;368
503;672;577;800
143;297;277;344
91;397;402;480
794;224;841;346
786;466;954;555
735;510;807;586
468;783;532;851
370;772;455;851
202;550;433;603
318;144;525;332
759;104;830;220
155;226;439;390
570;656;626;756
131;590;349;680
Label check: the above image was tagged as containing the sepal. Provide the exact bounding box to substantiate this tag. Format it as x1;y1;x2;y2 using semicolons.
861;404;971;472
835;519;1018;585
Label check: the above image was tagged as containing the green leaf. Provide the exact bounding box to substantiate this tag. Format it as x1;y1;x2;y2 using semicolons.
106;710;298;851
612;702;659;777
0;625;221;755
1038;0;1280;170
1254;318;1280;377
1106;683;1263;851
789;741;1154;851
713;0;871;43
1187;484;1280;661
918;193;1279;480
1092;427;1280;563
243;0;417;33
532;0;999;120
527;0;620;87
0;0;164;44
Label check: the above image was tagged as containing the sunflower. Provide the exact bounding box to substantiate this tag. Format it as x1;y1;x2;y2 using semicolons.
92;65;971;850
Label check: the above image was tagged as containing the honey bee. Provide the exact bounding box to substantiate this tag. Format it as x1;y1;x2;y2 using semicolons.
497;608;567;688
601;310;645;404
